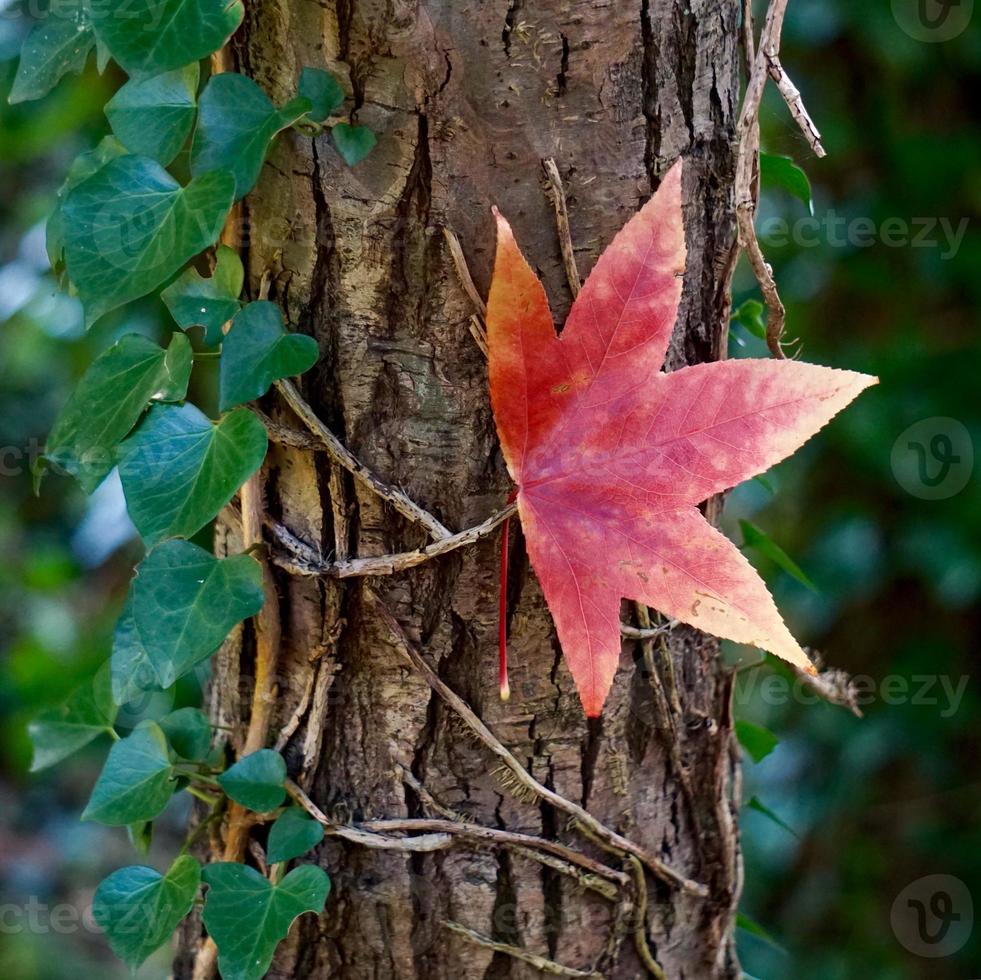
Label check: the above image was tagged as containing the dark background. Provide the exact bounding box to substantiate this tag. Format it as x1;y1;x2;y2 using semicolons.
0;1;978;977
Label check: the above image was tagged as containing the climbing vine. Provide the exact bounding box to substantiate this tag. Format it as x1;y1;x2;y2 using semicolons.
14;2;375;976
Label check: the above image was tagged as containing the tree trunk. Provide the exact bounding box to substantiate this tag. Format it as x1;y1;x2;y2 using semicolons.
181;1;742;977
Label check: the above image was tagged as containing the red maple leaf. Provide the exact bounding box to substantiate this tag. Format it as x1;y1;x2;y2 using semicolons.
487;160;877;716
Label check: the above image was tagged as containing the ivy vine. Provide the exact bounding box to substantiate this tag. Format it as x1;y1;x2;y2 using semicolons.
13;2;375;976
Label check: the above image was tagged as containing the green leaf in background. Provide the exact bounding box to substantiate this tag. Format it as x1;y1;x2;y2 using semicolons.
267;807;325;864
118;402;267;545
82;721;175;825
161;245;244;345
736;911;786;952
130;540;264;689
759;152;813;214
47;136;129;286
28;661;117;771
191;73;311;201
220;301;319;410
731;298;767;342
298;67;344;123
159;707;212;760
735;720;779;764
202;863;330;980
739;519;818;593
45;332;192;494
62;154;234;326
105;64;200;166
746;795;800;840
89;0;244;77
9;4;95;104
331;123;377;166
218;749;287;812
93;855;200;971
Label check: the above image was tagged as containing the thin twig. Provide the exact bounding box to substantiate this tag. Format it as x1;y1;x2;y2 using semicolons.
542;158;582;297
271;503;517;578
367;588;707;897
255;409;323;450
275;378;451;541
443;921;605;978
625;856;667;980
765;54;825;158
443;226;488;319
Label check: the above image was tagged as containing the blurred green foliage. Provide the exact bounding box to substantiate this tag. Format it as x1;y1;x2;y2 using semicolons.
0;1;978;978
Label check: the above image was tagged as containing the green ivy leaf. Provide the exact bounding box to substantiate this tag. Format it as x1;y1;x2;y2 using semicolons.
736;911;786;951
127;540;264;690
759;152;813;214
62;154;234;326
105;64;200;166
90;0;244;77
161;245;243;345
109;596;158;704
118;402;267;545
10;5;94;105
159;707;212;760
191;73;312;201
47;136;129;287
220;301;319;411
267;807;325;864
45;332;192;494
82;721;175;825
331;123;377;166
735;720;779;764
739;519;818;593
28;661;117;772
218;749;286;812
93;855;201;971
202;863;330;980
298;67;344;123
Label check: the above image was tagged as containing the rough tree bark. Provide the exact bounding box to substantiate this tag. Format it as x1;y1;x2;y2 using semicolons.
179;1;742;977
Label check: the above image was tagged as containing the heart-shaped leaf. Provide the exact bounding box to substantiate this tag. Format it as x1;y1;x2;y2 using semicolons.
105;64;199;166
218;749;286;812
118;402;268;545
90;0;244;77
267;807;325;864
93;855;200;971
45;332;192;494
109;596;157;704
9;4;94;104
298;67;344;123
220;301;319;410
161;245;243;345
127;540;264;690
28;661;117;771
83;721;175;826
202;863;330;980
191;73;311;201
331;123;377;166
47;136;129;285
62;154;234;326
158;707;212;760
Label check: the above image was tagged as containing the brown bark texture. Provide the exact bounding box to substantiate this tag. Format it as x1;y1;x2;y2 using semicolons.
179;1;743;977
